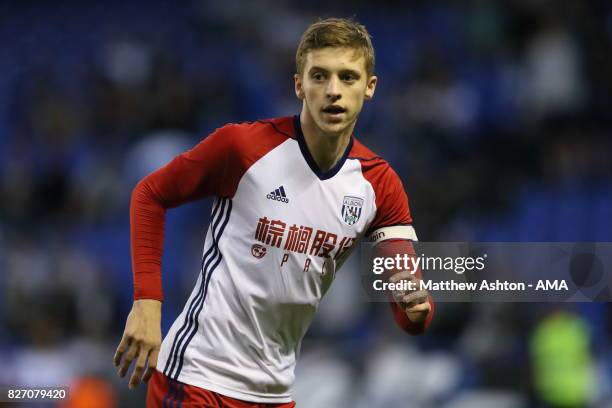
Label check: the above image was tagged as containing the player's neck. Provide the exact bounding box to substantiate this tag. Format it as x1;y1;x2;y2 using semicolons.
299;111;354;172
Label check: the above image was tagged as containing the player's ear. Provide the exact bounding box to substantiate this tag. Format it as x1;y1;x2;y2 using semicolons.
364;75;377;100
294;73;305;100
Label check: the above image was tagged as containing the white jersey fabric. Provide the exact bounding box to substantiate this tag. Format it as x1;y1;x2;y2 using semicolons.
149;116;416;403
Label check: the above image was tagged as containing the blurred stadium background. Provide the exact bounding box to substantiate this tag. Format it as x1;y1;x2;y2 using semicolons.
0;0;611;407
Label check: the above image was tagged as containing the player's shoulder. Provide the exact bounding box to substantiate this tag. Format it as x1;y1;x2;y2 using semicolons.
199;117;293;164
213;116;295;143
349;137;406;195
349;138;394;173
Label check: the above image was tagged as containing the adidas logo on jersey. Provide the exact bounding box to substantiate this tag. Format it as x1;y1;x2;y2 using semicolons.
266;186;289;203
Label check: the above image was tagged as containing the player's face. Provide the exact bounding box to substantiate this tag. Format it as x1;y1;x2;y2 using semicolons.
295;47;377;135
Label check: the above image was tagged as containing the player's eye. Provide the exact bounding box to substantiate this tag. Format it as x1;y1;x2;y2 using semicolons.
341;73;357;82
312;72;326;81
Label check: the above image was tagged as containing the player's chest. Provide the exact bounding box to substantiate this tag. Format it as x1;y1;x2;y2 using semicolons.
232;149;375;252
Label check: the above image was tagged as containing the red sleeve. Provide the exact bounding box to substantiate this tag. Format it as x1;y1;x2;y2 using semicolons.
375;239;435;335
131;125;240;300
361;161;412;235
355;146;432;334
130;120;290;300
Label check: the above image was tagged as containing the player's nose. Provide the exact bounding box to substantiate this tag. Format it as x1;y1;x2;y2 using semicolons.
325;76;341;99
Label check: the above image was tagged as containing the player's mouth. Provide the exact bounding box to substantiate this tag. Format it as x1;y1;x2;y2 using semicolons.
321;105;346;121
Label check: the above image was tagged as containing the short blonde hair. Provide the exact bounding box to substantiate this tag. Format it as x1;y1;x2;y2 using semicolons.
296;17;375;76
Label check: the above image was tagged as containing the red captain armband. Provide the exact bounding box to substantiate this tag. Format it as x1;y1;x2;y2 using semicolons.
369;225;434;335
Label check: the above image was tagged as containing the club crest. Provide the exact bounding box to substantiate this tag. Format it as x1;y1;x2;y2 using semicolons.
341;196;363;226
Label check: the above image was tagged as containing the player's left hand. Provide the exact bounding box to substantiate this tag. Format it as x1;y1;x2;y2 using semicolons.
389;271;431;323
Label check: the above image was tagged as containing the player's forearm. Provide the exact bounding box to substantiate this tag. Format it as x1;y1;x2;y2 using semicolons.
376;238;435;335
131;177;166;301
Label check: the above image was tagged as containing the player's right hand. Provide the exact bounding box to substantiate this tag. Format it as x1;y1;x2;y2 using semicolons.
114;299;162;389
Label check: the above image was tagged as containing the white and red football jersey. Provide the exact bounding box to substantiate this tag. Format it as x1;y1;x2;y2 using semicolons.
131;116;433;403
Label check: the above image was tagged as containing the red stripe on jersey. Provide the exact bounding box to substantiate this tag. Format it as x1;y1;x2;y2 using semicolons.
131;118;293;300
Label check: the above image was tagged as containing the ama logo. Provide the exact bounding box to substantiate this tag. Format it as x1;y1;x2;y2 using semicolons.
341;196;363;226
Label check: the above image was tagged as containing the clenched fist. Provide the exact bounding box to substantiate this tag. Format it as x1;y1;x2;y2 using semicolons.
389;271;431;323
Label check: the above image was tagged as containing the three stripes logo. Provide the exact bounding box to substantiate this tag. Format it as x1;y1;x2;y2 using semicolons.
266;186;289;203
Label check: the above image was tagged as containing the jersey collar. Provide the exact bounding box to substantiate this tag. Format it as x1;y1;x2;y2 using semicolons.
293;115;354;181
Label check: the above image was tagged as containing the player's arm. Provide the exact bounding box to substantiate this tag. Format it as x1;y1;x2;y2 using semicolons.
366;165;434;335
114;125;238;388
370;228;434;334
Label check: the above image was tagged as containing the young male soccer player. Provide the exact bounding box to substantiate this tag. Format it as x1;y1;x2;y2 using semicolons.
114;17;434;407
